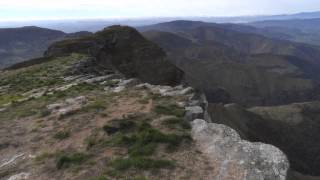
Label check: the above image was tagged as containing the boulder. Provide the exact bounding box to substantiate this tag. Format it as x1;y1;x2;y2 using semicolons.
184;106;204;121
191;119;289;180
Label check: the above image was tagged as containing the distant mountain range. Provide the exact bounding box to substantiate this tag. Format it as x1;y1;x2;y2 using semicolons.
1;11;320;33
247;18;320;46
140;20;320;106
0;26;92;68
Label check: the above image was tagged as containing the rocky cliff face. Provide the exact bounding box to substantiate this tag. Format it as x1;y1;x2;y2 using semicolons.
45;25;183;86
191;119;289;180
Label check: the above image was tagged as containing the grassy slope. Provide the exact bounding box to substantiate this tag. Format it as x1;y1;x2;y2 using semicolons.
0;54;212;180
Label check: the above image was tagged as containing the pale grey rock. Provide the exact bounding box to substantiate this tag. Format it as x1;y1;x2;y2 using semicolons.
191;119;289;180
47;103;63;111
0;153;24;169
118;78;140;87
113;86;126;93
136;83;193;97
63;75;84;82
179;87;194;95
185;106;204;121
136;83;154;89
65;96;86;105
46;96;87;116
7;172;30;180
188;100;201;106
54;83;78;92
84;74;121;84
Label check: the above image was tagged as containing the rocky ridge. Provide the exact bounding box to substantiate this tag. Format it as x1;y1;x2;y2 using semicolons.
0;25;293;180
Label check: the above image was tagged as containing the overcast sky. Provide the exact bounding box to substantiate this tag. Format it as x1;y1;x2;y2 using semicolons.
0;0;319;21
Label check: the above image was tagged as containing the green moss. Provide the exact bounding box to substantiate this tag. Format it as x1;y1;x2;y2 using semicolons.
39;109;51;117
0;94;23;106
154;104;185;117
82;101;107;113
89;176;108;180
0;54;84;94
53;130;70;140
162;117;191;130
107;121;189;156
103;119;136;135
110;157;175;171
35;152;55;162
133;176;148;180
56;152;89;169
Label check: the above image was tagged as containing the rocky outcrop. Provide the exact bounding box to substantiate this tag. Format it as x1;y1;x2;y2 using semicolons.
191;119;289;180
45;26;184;86
185;106;204;121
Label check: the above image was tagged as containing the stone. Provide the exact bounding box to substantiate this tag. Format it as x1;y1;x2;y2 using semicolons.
46;96;87;116
191;119;289;180
0;153;24;169
113;86;125;93
185;106;204;121
187;100;201;106
136;83;193;97
84;74;121;84
118;78;140;87
65;96;87;105
47;103;63;111
179;87;194;95
54;83;78;92
7;172;30;180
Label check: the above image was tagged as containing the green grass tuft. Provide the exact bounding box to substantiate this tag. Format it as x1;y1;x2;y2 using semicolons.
154;104;185;117
89;176;108;180
56;152;89;169
110;157;175;171
53;130;70;140
162;117;191;130
107;121;189;156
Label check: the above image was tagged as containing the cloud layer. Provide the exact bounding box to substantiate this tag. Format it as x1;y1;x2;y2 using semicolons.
1;0;319;20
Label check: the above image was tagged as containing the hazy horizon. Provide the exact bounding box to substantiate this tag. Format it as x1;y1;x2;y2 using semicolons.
1;0;320;21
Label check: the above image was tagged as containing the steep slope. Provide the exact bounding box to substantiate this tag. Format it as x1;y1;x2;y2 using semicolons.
207;102;320;178
0;26;66;68
143;29;320;106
